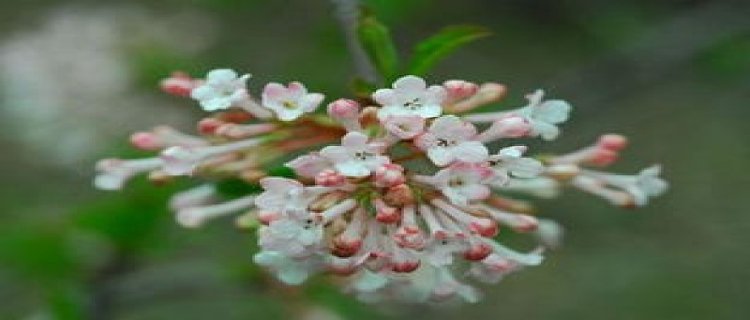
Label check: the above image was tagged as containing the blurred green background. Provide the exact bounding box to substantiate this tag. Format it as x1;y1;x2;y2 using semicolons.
0;0;748;319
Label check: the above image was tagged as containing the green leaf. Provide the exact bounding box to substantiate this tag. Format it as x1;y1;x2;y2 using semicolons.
407;25;491;76
357;9;400;82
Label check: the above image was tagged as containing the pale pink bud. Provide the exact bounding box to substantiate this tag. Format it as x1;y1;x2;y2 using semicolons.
391;259;420;273
476;115;532;142
160;72;200;97
197;118;225;135
315;169;347;187
589;148;619;166
394;225;426;249
374;163;406;188
469;218;499;238
130;132;161;151
463;242;492;261
597;134;629;151
374;198;401;224
332;236;363;258
383;184;415;206
327;99;362;132
444;80;479;102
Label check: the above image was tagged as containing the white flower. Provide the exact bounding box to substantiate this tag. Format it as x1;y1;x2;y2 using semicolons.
255;177;312;216
516;89;572;140
253;251;321;285
159;138;263;176
190;69;250;111
590;165;668;206
94;157;163;190
415;115;489;166
285;153;333;179
424;234;467;267
373;75;446;121
382;115;425;140
467;253;519;284
320;132;390;177
429;162;495;206
262;82;324;121
487;146;544;183
258;218;323;257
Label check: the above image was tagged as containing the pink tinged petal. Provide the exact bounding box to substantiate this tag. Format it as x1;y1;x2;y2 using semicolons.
300;93;324;112
393;75;427;92
286;81;307;99
454;142;489;163
420;104;443;119
414;132;438;150
372;88;396;106
262;82;287;101
320;145;351;163
425;85;448;105
461;184;491;201
260;177;303;192
286;154;331;178
383;116;425;139
429;115;459;133
341;131;369;148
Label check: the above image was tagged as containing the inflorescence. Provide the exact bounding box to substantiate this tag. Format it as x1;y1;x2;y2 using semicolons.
95;69;667;303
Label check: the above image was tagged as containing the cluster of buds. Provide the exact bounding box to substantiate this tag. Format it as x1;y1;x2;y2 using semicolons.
95;69;667;303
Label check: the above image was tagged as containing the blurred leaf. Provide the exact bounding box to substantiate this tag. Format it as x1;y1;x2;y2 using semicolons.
0;225;77;281
73;180;178;252
408;25;491;76
46;285;86;320
214;179;262;198
357;9;400;82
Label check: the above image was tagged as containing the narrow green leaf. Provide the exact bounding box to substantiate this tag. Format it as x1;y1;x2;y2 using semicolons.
408;25;491;75
356;10;400;82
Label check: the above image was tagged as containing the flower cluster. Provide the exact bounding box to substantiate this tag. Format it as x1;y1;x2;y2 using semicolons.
95;69;667;303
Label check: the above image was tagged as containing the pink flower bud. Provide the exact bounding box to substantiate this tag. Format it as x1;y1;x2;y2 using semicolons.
374;163;406;188
463;242;493;261
469;218;499;237
160;72;200;97
130;132;161;150
391;259;421;273
327;99;360;118
315;169;347;187
597;134;628;151
444;80;479;102
493;115;532;138
394;225;426;249
327;99;362;132
332;235;363;258
197;118;224;135
257;210;281;225
383;184;415;206
374;198;401;224
589;148;619;166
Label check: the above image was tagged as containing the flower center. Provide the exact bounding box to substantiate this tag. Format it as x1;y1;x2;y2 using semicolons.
449;177;465;187
353;151;373;161
403;98;423;110
282;100;298;109
437;138;456;147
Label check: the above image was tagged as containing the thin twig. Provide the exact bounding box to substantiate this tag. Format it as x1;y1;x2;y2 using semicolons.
330;0;377;82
